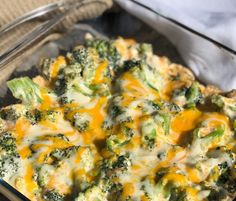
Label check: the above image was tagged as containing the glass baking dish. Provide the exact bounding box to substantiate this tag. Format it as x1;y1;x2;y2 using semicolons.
0;2;235;201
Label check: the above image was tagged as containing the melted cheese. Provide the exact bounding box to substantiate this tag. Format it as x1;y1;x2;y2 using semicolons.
93;60;108;84
24;164;38;200
2;37;235;201
50;56;66;79
171;109;202;133
15;117;30;140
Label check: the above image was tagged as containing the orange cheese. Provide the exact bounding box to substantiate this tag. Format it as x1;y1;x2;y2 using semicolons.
162;173;188;186
51;56;66;79
185;167;201;183
15;117;30;140
24;164;38;200
171;109;202;133
18;146;31;159
39;88;53;110
122;182;135;197
93;60;108;84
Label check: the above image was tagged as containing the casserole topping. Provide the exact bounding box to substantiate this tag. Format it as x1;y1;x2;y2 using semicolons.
1;37;236;201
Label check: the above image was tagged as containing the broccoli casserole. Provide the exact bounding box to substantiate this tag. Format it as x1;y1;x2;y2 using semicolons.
1;37;236;201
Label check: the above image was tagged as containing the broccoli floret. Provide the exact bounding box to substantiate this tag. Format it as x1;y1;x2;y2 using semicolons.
210;94;224;108
76;185;108;201
172;82;203;108
86;39;121;68
168;187;187;201
193;126;225;141
59;96;70;105
50;146;79;162
141;117;157;150
108;104;124;120
71;48;89;65
100;154;131;175
112;154;131;172
120;60;142;74
107;182;123;201
76;178;113;201
102;119;113;130
210;94;236;120
54;72;68;96
142;100;161;115
25;109;41;125
106;97;132;125
163;102;181;114
127;60;161;92
69;48;96;83
0;156;19;179
153;112;170;135
106;126;134;151
43;190;64;201
53;49;94;100
106;96;132;125
0;132;18;155
185;82;203;107
207;188;227;201
54;67;93;104
0;132;20;178
0;105;23;122
89;83;111;97
40;58;55;80
41;110;60;123
7;77;42;105
36;164;54;187
71;113;90;132
217;164;236;194
172;87;187;99
0;118;6;133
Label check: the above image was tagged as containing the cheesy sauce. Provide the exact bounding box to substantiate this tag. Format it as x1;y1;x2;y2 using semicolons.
1;37;236;201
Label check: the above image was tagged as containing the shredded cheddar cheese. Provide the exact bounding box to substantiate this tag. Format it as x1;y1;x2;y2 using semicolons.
1;37;236;201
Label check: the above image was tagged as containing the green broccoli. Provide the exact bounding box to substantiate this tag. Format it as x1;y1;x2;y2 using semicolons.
36;164;54;187
68;113;90;133
0;105;25;122
25;109;41;125
76;185;108;201
0;132;20;178
41;110;60;123
40;58;55;80
210;94;236;120
141;117;157;150
50;146;80;162
153;112;170;135
0;118;6;133
43;190;64;201
52;48;94;102
7;77;42;105
106;126;134;150
216;162;236;195
185;83;203;104
207;188;227;201
142;99;161;115
125;60;161;92
86;39;121;68
112;154;131;172
172;82;203;108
